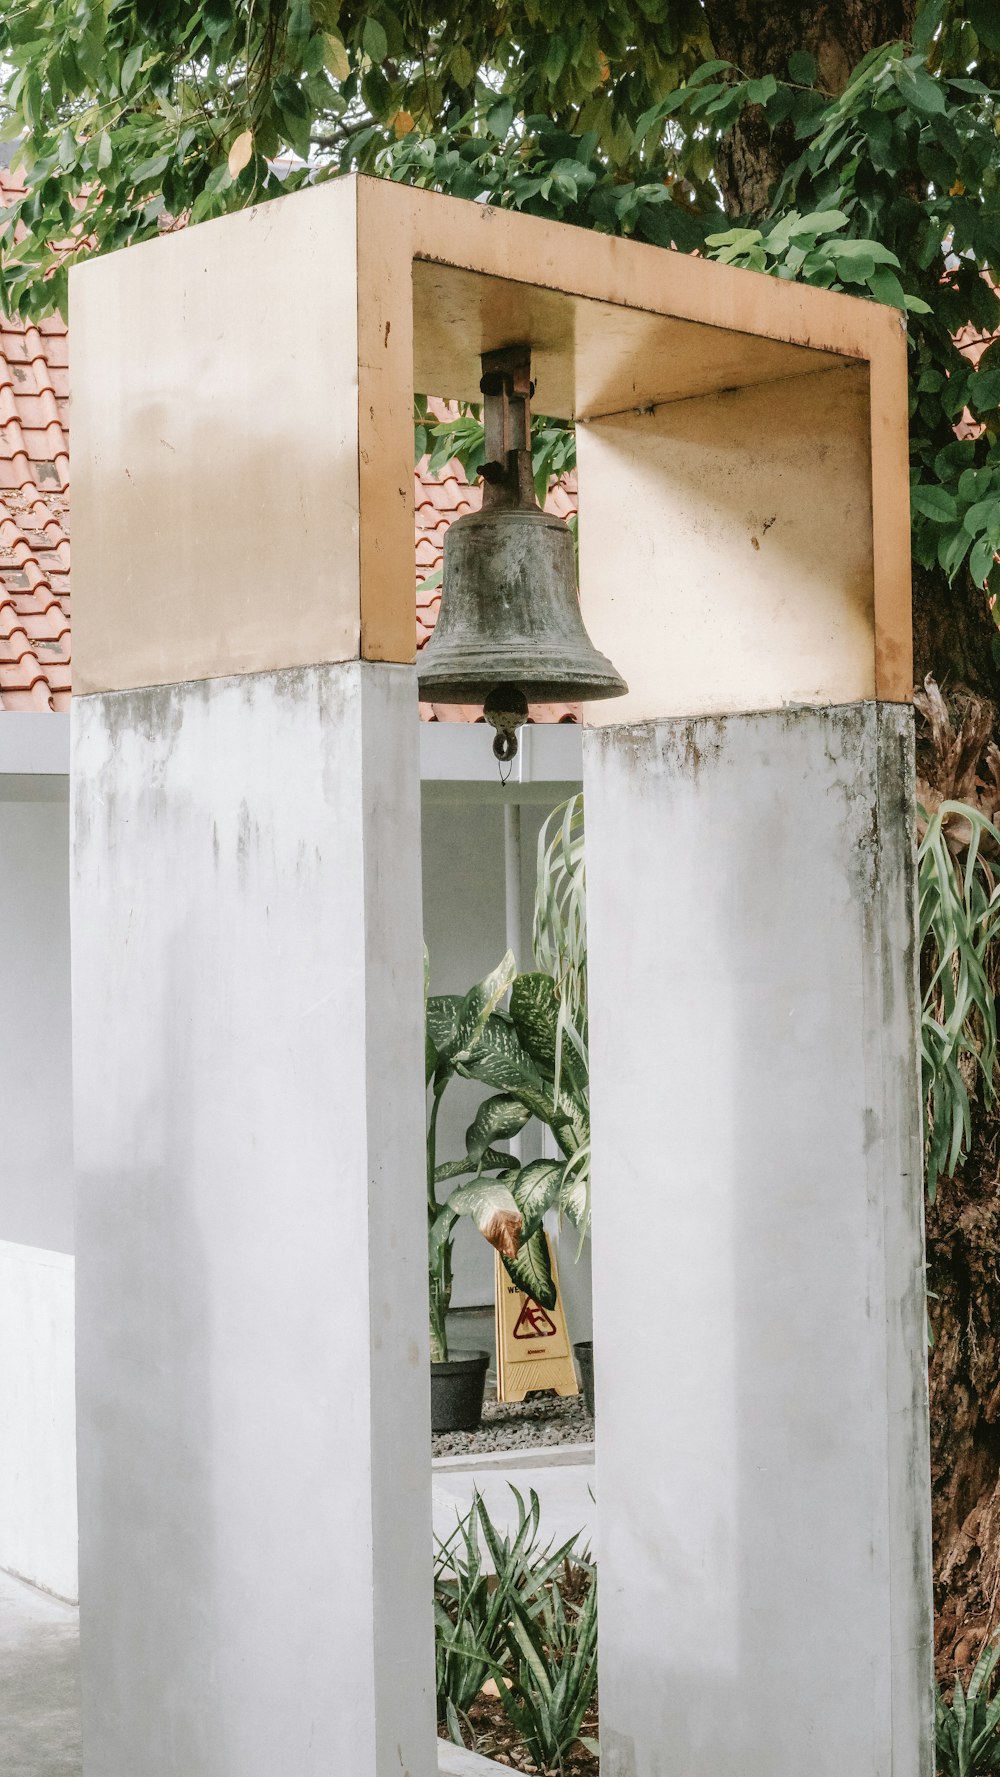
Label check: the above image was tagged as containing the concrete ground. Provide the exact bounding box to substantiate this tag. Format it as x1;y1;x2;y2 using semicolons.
0;1570;81;1777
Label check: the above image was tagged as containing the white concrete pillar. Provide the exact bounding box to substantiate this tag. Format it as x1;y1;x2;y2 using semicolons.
584;703;932;1776
71;662;435;1776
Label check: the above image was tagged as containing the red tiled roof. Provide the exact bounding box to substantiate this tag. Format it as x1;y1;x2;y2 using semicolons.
0;166;71;710
0;169;578;720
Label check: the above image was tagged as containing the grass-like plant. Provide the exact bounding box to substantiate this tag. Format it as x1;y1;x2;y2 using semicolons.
434;1485;593;1760
936;1638;1000;1775
495;1575;599;1772
919;800;1000;1199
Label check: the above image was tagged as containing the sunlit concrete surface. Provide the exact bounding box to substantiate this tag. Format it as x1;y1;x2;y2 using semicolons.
0;1570;80;1777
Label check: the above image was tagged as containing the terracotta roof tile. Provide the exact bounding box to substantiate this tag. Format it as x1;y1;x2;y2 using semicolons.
0;170;579;722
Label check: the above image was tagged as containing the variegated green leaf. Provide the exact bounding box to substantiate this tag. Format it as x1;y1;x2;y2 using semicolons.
558;1159;589;1230
466;1092;532;1164
428;1205;457;1268
510;971;587;1094
426;993;463;1063
511;1158;562;1236
447;1175;522;1259
435;1146;519;1184
502;1226;556;1309
458;1015;557;1122
451;951;517;1063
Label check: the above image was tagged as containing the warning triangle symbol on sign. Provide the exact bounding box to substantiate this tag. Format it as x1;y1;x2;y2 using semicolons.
512;1297;558;1339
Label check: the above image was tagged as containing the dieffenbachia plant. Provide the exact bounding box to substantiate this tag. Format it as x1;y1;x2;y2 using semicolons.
425;949;590;1363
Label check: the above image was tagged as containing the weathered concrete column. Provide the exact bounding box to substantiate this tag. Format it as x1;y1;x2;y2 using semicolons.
583;704;932;1776
69;179;435;1777
71;662;434;1776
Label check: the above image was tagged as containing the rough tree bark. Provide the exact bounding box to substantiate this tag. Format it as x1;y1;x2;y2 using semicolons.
701;0;919;213
699;0;1000;1684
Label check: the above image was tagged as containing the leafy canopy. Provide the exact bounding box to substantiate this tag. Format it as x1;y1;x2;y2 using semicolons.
1;1;999;627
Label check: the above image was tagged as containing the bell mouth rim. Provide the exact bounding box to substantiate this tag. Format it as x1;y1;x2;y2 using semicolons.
417;675;628;704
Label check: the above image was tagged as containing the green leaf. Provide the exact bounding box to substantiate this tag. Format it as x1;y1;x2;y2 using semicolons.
898;63;946;115
510;1159;563;1235
964;498;1000;537
362;16;388;61
913;0;946;53
746;75;777;106
794;209;849;235
451;953;518;1063
787;51;817;85
465;1094;532;1165
969;0;1000;53
434;1147;514;1183
559;1164;589;1229
121;43;144;93
486;98;514;138
868;267;907;309
502;1226;556;1310
971;534;997;585
542;34;567;85
911;483;958;523
201;0;233;41
451;43;475;87
429;1205;457;1268
686;59;732;87
287;0;312;60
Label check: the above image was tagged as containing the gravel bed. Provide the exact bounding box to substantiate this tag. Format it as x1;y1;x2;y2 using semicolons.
432;1393;594;1460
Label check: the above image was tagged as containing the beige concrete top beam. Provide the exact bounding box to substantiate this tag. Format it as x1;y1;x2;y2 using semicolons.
70;174;911;705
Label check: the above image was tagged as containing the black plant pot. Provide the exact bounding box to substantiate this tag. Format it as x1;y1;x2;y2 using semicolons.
431;1350;490;1434
574;1340;595;1418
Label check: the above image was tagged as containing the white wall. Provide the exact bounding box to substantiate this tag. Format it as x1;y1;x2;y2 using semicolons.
0;776;74;1254
0;1240;77;1600
0;772;77;1600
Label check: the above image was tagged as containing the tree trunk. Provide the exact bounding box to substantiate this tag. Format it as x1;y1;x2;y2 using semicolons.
698;0;1000;1686
701;0;918;213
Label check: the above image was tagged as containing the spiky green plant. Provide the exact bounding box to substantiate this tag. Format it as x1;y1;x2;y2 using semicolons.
936;1638;1000;1776
495;1574;599;1773
433;1486;585;1742
919;801;1000;1199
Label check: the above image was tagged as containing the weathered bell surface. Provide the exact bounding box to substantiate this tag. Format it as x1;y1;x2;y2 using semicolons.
418;458;628;704
417;346;628;718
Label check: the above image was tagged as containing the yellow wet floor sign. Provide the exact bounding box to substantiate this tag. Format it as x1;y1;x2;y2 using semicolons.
494;1236;579;1403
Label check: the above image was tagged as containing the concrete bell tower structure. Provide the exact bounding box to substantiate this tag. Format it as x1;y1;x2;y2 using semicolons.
70;176;931;1775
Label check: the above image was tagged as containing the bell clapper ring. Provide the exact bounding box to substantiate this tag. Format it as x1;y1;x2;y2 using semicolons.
483;684;528;786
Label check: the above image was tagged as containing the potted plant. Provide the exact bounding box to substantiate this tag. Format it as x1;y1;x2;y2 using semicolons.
425;947;592;1433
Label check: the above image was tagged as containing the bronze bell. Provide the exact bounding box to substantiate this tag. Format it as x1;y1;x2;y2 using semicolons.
417;345;627;761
